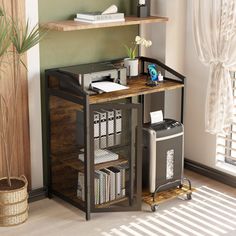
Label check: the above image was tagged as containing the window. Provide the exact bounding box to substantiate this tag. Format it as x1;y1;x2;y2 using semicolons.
216;72;236;172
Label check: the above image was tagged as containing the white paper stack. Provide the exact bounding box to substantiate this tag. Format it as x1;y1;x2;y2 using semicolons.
78;149;119;164
91;81;129;93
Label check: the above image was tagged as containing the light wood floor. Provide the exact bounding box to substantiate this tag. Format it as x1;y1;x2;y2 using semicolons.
0;170;235;236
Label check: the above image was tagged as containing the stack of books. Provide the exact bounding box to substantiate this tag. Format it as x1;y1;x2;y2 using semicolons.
77;164;127;205
74;12;125;24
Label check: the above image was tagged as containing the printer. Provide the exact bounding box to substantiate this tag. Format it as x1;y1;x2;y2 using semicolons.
57;61;127;94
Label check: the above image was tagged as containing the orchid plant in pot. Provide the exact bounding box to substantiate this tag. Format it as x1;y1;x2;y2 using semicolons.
124;36;152;76
0;7;46;226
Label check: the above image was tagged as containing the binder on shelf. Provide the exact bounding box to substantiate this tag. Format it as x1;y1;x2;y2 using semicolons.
94;109;122;149
114;109;122;146
102;109;115;147
104;168;116;201
108;167;121;198
77;172;85;201
101;169;111;202
76;109;123;161
94;137;99;150
94;172;100;205
98;112;107;136
103;110;115;135
76;111;101;146
108;134;114;147
97;111;107;149
116;163;128;197
95;170;106;204
100;136;106;149
94;113;100;138
114;109;122;133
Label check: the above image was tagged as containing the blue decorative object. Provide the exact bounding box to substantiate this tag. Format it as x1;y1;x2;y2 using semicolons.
148;64;158;81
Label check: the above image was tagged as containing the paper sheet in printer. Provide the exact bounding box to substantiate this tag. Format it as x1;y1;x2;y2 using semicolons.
91;81;129;92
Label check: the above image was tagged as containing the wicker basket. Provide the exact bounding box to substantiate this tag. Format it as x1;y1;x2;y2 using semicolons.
0;175;28;227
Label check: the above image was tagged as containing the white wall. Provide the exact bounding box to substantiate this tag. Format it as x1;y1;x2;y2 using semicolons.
184;0;217;168
143;0;217;169
164;0;186;120
25;0;44;189
141;0;186;121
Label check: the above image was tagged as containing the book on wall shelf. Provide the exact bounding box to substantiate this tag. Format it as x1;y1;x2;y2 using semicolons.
76;12;125;21
74;18;125;24
74;12;125;24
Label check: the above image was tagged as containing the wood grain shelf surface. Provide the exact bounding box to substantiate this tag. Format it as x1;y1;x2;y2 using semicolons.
95;197;128;208
60;156;128;172
142;185;195;206
53;187;128;209
42;16;168;31
89;75;184;104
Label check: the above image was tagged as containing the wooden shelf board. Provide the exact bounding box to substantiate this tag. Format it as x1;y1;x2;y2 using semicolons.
95;196;128;208
42;16;168;31
53;186;128;209
142;185;195;206
60;156;128;172
89;75;184;104
52;187;85;206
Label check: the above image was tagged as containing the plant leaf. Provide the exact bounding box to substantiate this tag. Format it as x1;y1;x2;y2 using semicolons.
11;19;47;56
123;44;132;59
0;8;11;59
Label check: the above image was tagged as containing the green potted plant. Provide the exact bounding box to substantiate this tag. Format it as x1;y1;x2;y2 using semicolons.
0;7;46;226
123;35;152;76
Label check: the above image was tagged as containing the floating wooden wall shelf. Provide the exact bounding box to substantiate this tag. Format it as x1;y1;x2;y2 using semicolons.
42;16;168;31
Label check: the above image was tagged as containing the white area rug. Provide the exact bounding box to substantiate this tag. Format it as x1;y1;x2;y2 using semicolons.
101;186;236;236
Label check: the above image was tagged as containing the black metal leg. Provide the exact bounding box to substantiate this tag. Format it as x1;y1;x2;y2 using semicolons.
152;185;162;202
182;177;192;190
47;189;53;199
152;179;183;202
181;87;184;124
86;211;90;221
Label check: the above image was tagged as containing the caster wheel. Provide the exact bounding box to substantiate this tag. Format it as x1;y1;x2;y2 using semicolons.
151;204;159;212
187;193;192;200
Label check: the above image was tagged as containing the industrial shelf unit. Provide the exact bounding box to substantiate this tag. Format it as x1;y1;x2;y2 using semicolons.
42;5;189;220
45;57;185;220
45;65;144;220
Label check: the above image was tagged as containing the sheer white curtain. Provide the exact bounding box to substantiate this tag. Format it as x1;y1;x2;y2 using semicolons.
193;0;236;134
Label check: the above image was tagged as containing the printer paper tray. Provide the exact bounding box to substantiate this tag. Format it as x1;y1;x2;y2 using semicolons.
91;81;129;93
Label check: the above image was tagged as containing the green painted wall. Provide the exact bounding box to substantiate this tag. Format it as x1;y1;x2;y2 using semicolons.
38;0;138;185
39;0;138;71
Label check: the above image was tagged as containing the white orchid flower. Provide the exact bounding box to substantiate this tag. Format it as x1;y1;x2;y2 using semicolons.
145;40;152;47
142;39;146;47
141;38;146;46
124;36;152;59
135;36;142;44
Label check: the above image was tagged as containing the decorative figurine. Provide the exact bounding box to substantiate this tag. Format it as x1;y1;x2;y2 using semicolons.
137;0;149;18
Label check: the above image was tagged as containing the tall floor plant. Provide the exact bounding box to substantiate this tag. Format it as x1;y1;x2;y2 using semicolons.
0;7;46;188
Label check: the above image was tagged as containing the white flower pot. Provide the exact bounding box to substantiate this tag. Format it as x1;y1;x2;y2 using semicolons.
124;58;139;77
